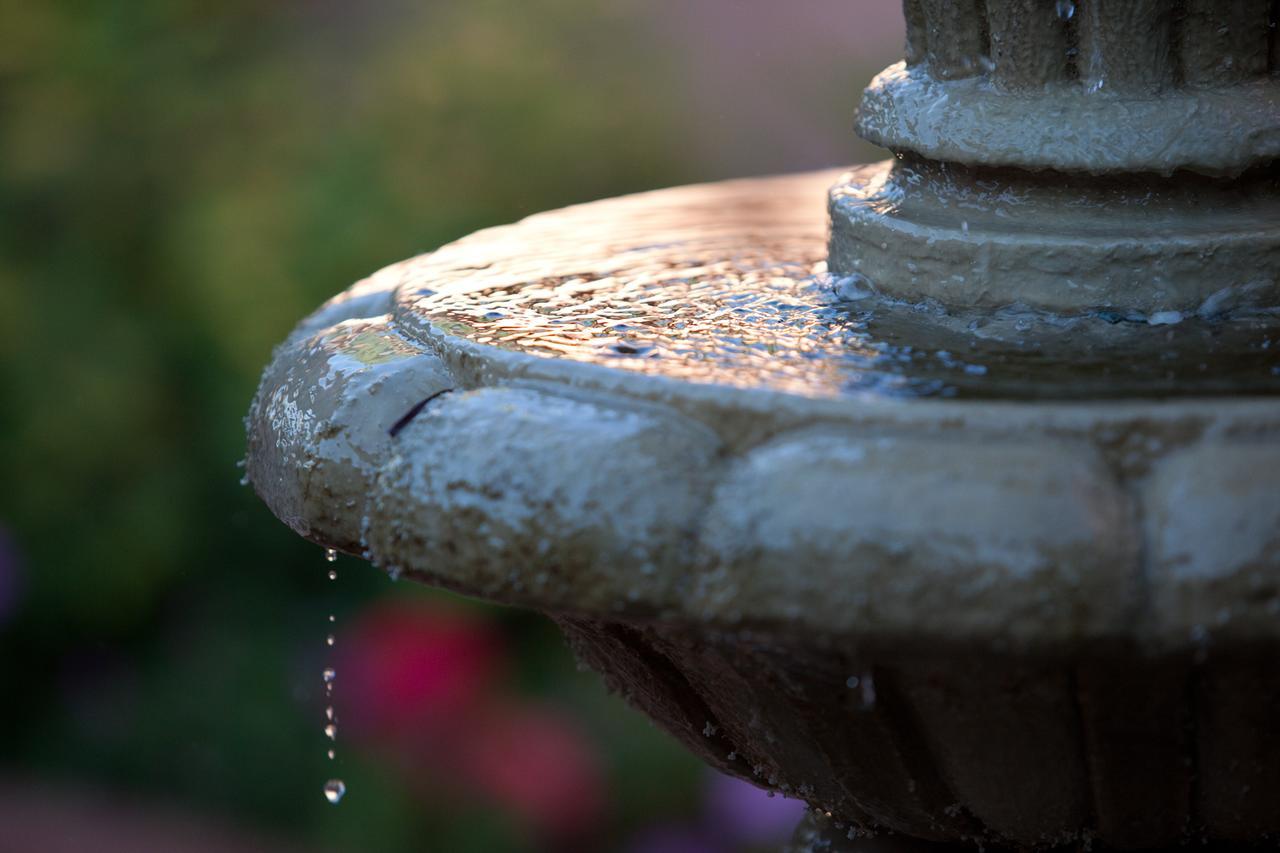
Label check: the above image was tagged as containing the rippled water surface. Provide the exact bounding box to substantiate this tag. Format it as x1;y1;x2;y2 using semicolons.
389;170;1279;400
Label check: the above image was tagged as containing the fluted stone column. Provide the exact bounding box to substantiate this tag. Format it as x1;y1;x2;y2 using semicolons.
830;0;1280;320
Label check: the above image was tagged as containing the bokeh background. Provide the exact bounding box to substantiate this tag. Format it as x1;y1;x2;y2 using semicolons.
0;2;901;850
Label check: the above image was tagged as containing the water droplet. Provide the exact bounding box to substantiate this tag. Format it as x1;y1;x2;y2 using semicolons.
846;675;860;689
324;723;337;740
1148;310;1184;327
326;634;335;647
328;569;337;581
852;671;877;710
1055;0;1075;21
323;667;336;684
327;748;335;760
325;706;334;721
829;273;875;302
325;548;337;563
324;779;346;804
328;614;336;623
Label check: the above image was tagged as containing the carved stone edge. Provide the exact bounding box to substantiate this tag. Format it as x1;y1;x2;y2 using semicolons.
245;281;1280;656
857;62;1280;176
245;194;1280;657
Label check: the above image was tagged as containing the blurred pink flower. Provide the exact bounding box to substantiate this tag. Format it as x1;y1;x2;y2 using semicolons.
335;600;503;737
335;599;607;840
454;704;607;840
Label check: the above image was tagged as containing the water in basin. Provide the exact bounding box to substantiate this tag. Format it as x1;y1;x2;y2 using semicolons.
396;170;1279;401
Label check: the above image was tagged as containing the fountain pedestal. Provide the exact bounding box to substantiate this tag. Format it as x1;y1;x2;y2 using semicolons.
246;3;1280;849
833;0;1280;320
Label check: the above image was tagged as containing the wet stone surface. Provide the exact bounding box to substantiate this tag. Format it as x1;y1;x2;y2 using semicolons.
247;169;1280;850
389;170;1280;401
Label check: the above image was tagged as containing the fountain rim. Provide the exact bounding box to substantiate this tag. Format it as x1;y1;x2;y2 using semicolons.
251;302;1280;651
279;164;1280;450
247;170;1280;659
405;307;1280;421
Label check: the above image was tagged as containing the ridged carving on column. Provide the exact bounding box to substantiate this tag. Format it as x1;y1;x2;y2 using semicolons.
1078;0;1177;93
918;0;991;79
986;0;1073;90
1271;0;1279;72
861;0;1280;173
1180;0;1271;87
902;0;928;65
902;0;1280;92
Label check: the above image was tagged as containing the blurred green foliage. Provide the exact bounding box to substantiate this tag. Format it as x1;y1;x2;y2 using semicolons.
0;2;704;848
0;1;884;849
1;0;695;632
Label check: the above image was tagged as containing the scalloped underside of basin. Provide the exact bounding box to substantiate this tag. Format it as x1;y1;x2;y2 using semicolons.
246;170;1280;850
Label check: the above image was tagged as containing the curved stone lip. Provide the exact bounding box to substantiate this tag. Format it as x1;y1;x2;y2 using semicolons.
858;62;1280;177
246;171;1280;656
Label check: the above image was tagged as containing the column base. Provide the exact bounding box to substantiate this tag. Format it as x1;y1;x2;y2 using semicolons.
828;159;1280;320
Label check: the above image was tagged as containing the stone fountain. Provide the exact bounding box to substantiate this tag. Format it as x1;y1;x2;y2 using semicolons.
246;2;1280;849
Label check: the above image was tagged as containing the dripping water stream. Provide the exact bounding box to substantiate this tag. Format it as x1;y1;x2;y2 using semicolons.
322;547;345;804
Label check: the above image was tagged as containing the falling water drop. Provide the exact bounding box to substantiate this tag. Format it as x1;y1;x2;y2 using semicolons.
848;671;877;710
1055;0;1075;20
319;554;346;802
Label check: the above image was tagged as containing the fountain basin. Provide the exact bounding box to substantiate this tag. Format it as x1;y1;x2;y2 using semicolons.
246;170;1280;849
